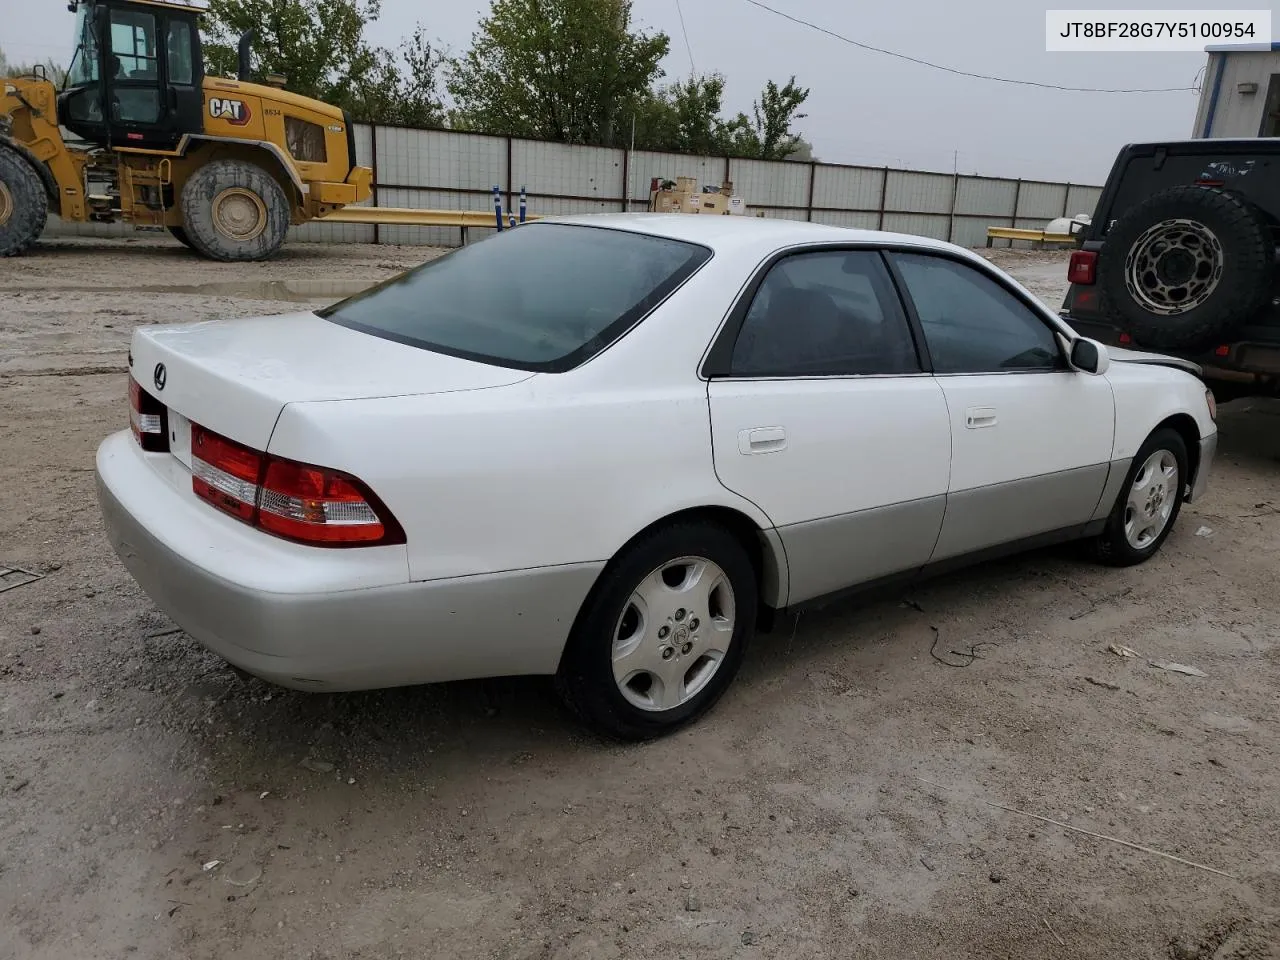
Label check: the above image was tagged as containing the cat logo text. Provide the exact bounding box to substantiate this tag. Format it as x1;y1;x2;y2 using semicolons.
208;98;251;125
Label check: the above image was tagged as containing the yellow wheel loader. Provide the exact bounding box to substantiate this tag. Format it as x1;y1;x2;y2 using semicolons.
0;0;372;261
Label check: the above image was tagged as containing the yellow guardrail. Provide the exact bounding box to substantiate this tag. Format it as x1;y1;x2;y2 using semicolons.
315;207;542;227
986;227;1077;247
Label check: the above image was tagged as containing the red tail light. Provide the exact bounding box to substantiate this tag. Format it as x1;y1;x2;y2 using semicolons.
190;423;404;547
1119;333;1132;344
1067;250;1097;285
129;378;169;452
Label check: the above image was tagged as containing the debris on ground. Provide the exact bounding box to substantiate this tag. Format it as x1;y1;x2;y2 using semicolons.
0;566;45;594
1195;526;1213;537
1108;643;1140;658
1069;586;1134;621
1149;661;1208;678
201;860;222;872
1085;677;1121;691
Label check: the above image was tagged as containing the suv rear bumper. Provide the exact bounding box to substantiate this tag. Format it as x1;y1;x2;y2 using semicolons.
1062;314;1280;393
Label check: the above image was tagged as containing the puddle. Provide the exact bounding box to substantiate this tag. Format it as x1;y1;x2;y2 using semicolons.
31;279;377;302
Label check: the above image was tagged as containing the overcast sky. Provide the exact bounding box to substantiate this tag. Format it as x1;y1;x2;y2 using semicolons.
2;0;1265;183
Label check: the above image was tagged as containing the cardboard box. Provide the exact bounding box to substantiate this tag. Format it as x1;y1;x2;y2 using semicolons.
675;176;697;192
654;193;687;213
680;193;702;213
698;193;730;215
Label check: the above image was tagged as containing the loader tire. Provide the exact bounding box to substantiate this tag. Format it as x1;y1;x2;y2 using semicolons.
0;146;49;257
167;225;195;249
181;159;290;262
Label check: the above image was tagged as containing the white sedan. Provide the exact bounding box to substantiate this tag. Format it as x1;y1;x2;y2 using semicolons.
96;215;1218;739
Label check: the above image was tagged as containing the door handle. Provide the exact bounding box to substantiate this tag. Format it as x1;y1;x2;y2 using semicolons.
738;426;787;454
965;406;997;429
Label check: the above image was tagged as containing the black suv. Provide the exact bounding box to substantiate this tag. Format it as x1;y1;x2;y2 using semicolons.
1060;138;1280;400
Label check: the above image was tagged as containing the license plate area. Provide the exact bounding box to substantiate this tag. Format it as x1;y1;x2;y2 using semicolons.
169;411;193;469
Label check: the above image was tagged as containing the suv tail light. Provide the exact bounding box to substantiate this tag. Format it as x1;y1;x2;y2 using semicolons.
129;378;169;452
191;423;405;547
1068;250;1097;285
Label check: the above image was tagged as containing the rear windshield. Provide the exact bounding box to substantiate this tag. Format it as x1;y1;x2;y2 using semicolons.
319;223;712;372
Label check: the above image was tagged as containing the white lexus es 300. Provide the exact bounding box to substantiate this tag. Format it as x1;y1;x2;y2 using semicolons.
97;214;1217;739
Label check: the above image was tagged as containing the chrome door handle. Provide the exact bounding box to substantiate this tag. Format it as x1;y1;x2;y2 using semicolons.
738;426;787;454
965;406;997;429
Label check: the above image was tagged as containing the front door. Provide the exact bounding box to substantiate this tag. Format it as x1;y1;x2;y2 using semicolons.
889;251;1116;561
706;248;952;606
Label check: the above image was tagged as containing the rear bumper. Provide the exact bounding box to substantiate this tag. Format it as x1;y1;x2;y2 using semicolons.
1189;431;1217;503
95;430;601;690
1063;313;1280;388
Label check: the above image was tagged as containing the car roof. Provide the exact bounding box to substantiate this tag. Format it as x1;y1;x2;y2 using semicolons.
538;212;962;258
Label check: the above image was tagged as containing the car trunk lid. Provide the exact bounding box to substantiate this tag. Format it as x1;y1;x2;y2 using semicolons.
128;311;533;453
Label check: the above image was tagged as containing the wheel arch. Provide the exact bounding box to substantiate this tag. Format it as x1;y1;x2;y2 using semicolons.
1152;412;1202;496
562;505;788;672
179;137;304;212
0;136;58;207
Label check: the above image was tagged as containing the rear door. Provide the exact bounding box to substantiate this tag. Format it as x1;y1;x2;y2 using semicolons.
705;247;951;606
888;251;1115;561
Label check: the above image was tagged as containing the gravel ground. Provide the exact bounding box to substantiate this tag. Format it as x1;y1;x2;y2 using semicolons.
2;238;1279;960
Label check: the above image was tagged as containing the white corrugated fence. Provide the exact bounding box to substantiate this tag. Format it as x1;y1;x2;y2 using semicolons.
45;122;1102;249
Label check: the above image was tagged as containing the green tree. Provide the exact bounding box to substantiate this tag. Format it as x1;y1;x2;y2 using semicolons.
448;0;669;145
727;77;811;161
203;0;443;125
634;73;737;155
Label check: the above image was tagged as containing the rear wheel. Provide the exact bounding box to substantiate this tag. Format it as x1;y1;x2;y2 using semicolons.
1089;427;1188;566
555;521;757;740
0;146;49;257
180;159;290;262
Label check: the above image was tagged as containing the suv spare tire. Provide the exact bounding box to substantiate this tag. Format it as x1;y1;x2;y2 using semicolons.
1098;185;1273;352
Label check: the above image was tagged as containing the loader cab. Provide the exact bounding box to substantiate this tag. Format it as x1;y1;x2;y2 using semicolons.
59;0;205;150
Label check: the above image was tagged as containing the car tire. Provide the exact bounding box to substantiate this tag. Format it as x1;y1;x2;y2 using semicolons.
180;159;290;262
1088;427;1189;567
0;146;49;258
1097;185;1272;353
555;521;758;741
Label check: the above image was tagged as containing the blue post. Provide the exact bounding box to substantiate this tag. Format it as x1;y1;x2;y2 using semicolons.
519;186;527;224
492;185;503;231
509;213;517;228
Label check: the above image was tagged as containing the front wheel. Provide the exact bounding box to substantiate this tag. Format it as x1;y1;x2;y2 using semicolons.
1089;427;1189;566
555;521;758;740
0;146;49;257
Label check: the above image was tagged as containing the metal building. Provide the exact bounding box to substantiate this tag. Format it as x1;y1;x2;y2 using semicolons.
1193;42;1280;138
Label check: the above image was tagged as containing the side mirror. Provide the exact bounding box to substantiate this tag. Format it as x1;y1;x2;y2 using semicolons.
1070;337;1110;376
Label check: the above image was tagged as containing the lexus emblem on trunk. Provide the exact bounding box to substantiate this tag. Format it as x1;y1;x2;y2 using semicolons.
153;363;167;392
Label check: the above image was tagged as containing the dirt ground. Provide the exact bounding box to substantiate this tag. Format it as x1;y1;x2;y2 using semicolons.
2;237;1279;960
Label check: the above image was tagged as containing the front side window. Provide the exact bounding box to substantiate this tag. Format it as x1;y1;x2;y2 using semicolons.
110;10;158;79
108;8;160;123
730;250;921;377
893;253;1062;374
66;3;101;87
321;224;711;372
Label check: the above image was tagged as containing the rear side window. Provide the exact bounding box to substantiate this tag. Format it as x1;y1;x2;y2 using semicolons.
730;250;920;376
320;224;711;372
